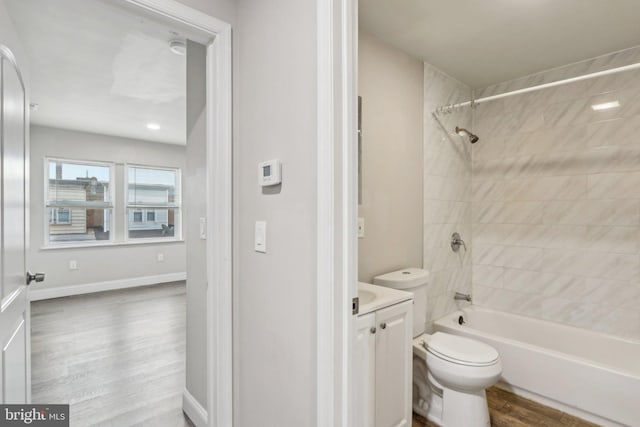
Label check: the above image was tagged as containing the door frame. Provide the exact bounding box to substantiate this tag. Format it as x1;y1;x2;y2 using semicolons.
316;0;358;426
121;2;232;426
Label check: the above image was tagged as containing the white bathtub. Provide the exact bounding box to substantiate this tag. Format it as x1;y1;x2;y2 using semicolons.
434;306;640;427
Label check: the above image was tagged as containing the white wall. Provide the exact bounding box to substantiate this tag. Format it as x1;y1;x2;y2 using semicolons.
28;125;186;291
234;0;318;425
357;30;424;283
471;46;640;341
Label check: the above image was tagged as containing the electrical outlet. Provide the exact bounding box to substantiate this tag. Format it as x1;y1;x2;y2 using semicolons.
69;260;78;270
157;253;164;262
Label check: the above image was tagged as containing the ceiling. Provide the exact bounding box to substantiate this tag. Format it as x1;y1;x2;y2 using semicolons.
5;0;192;145
359;0;640;89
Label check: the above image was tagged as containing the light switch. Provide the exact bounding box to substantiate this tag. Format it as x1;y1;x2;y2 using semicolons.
254;221;267;253
199;217;207;240
358;217;365;239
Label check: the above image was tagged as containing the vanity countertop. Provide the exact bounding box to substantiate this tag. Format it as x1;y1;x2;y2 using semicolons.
358;282;413;316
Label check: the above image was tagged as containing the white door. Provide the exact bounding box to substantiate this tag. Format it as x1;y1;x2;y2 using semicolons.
0;45;34;404
374;301;412;427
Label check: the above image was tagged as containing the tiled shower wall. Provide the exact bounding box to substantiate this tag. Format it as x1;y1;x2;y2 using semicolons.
423;63;473;331
471;47;640;341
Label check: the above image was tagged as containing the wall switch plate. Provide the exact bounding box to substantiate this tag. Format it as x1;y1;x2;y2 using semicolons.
254;221;267;253
199;217;207;240
358;217;365;238
69;260;78;270
157;253;164;262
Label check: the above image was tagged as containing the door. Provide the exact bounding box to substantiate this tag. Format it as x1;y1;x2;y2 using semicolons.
374;301;412;427
354;312;376;427
0;45;30;404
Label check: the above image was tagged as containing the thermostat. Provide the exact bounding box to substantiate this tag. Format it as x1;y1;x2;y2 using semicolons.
259;159;281;186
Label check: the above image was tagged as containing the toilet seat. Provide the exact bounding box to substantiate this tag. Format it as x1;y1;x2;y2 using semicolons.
424;332;499;367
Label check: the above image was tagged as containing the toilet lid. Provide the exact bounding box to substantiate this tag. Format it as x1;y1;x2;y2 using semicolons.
426;332;499;366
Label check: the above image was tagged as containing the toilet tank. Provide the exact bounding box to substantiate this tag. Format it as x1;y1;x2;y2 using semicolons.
373;268;429;338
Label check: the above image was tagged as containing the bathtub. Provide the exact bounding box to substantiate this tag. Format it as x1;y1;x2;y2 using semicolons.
434;306;640;427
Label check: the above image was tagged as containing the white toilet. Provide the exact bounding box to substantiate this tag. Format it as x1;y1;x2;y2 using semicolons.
373;268;502;427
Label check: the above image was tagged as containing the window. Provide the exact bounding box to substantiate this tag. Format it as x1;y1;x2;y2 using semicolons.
126;165;180;240
46;159;113;245
49;208;71;225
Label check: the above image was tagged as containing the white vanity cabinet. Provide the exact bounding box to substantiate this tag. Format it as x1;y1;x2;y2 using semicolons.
355;298;413;427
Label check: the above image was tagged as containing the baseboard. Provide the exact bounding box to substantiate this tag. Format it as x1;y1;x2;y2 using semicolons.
28;272;187;301
182;388;208;427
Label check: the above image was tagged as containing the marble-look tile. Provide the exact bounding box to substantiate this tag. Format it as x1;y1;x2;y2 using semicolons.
423;61;473;330
471;46;640;341
585;146;640;174
500;201;544;224
586;115;640;149
587;68;640;96
505;175;586;202
587;172;640;199
472;179;505;202
543;199;640;226
583;277;640;308
586;226;639;254
473;265;504;289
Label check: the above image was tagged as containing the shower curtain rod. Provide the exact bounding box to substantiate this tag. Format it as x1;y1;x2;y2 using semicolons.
434;61;640;114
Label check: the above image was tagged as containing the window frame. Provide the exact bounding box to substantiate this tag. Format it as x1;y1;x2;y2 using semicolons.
44;157;116;247
124;163;182;243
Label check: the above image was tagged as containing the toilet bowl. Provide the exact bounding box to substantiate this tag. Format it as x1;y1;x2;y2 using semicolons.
373;268;502;427
413;332;501;427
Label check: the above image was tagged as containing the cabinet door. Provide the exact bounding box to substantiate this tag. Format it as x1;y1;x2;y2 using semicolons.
354;312;376;427
374;301;412;427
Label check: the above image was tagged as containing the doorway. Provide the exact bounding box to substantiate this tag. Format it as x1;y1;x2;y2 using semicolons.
0;0;231;425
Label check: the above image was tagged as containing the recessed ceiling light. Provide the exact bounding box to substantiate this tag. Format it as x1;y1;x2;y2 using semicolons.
169;40;186;56
591;101;620;111
147;123;160;130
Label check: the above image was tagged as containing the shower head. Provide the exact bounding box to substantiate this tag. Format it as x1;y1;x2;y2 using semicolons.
455;126;479;144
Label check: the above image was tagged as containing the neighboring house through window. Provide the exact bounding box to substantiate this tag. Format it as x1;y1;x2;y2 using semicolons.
126;165;181;240
45;159;113;245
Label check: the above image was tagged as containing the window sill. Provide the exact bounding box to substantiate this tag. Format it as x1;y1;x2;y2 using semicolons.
40;239;185;250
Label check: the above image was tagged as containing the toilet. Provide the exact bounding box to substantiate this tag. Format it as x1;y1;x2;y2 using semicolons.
373;268;502;427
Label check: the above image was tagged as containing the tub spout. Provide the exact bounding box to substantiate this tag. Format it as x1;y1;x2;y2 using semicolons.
454;292;471;302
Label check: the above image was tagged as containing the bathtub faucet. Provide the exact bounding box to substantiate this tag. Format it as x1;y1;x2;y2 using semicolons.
454;292;471;302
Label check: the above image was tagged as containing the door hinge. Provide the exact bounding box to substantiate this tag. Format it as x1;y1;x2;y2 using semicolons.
352;296;359;315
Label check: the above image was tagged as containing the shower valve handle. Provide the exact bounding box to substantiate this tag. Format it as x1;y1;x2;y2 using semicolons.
451;232;467;252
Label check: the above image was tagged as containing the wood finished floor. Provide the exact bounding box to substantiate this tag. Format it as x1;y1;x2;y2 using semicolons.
31;282;193;427
413;386;600;427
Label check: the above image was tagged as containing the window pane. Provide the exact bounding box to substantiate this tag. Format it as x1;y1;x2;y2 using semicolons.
127;208;177;239
47;208;111;243
48;160;111;206
127;167;177;206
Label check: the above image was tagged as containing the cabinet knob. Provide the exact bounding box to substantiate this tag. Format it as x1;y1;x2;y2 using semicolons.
380;322;387;330
370;327;376;334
